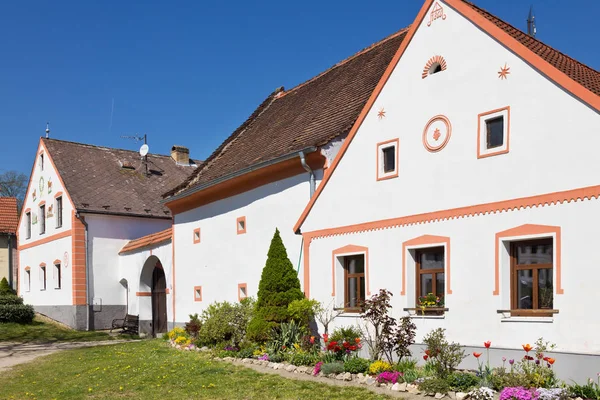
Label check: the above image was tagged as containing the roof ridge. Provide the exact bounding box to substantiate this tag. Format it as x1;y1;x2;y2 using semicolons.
278;27;411;98
462;0;599;75
42;137;175;158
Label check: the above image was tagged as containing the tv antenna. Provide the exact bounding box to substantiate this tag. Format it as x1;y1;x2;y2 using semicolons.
120;133;150;175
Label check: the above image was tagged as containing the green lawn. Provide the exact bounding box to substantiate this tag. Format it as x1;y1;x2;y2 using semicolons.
0;317;116;343
0;340;392;400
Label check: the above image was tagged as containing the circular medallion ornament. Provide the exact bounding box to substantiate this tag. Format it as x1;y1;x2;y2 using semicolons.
39;176;45;192
63;252;69;268
422;115;451;152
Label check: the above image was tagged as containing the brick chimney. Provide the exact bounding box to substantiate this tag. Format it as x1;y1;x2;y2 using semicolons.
171;145;190;165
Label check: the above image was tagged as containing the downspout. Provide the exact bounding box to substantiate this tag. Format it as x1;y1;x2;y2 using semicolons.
297;151;315;275
76;212;91;331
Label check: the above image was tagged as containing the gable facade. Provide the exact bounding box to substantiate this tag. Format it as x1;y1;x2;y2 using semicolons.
295;0;600;382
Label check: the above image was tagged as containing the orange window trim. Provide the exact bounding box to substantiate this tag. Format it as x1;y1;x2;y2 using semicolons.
293;0;599;234
53;259;61;265
54;191;63;199
402;235;451;296
238;283;248;302
39;262;46;267
331;245;370;297
136;291;152;297
494;224;562;296
39;200;46;207
477;106;510;159
376;139;399;181
237;216;247;234
194;286;202;302
25;266;31;271
18;230;73;251
193;228;201;244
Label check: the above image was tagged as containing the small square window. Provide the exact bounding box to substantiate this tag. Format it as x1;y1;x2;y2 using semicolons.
193;228;201;244
238;283;248;301
237;217;247;235
194;286;202;302
478;106;510;158
377;139;399;180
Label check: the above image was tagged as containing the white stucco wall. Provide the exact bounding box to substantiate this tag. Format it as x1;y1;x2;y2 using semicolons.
172;171;322;323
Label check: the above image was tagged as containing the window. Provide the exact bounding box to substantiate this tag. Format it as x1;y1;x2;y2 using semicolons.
25;269;31;292
377;139;399;180
40;153;44;171
193;228;201;244
416;247;445;312
54;263;61;289
477;106;510;158
430;63;442;75
237;217;247;235
26;211;31;239
343;255;365;311
238;283;248;301
40;265;47;291
56;197;63;228
39;205;46;234
510;239;553;315
194;286;202;302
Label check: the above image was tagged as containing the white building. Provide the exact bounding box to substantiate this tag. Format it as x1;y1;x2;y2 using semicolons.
18;138;196;330
293;0;599;381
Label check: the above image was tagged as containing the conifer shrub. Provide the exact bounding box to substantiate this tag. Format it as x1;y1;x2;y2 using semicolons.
0;277;15;295
247;229;304;342
0;303;35;323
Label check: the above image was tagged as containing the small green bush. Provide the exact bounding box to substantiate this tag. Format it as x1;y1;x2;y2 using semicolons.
568;382;600;400
268;353;285;363
489;370;530;391
289;352;319;367
288;299;320;330
330;325;362;344
447;372;481;391
0;303;35;323
343;357;370;374
422;328;466;378
0;277;15;295
403;370;420;384
418;378;450;395
0;295;23;305
395;358;418;373
237;347;256;359
321;362;344;375
196;299;254;347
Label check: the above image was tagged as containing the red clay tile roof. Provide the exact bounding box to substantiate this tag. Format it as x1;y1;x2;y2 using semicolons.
463;0;600;95
164;28;410;198
0;197;18;234
119;227;172;254
43;139;199;218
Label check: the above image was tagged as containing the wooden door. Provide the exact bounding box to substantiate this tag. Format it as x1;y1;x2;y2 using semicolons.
151;266;168;336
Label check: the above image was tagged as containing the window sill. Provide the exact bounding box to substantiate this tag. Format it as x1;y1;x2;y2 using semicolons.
334;308;364;317
403;307;448;319
497;309;557;323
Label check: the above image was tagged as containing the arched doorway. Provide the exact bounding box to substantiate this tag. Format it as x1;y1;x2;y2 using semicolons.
151;263;167;336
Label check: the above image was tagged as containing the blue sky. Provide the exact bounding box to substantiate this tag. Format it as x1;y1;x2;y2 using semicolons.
0;0;597;176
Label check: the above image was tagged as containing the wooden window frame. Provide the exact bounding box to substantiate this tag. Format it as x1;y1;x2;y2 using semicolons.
40;266;47;291
39;205;46;235
486;116;504;149
343;255;365;312
25;269;31;292
54;263;61;290
415;247;445;315
25;212;31;239
510;238;554;317
56;196;63;228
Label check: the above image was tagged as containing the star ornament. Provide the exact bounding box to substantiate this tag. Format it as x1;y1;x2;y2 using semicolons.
377;108;386;119
498;63;510;80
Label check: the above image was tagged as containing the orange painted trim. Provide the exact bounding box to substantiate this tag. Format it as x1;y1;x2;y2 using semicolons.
445;0;599;112
19;229;72;250
422;55;447;79
136;291;152;297
193;286;202;302
294;0;600;233
401;235;451;296
494;224;562;296
293;0;434;234
303;235;312;298
25;266;31;271
24;208;31;214
119;227;172;254
172;223;176;323
236;216;247;234
193;228;201;244
54;191;63;199
238;283;248;301
53;259;61;265
38;200;46;207
71;210;87;306
165;288;170;295
39;262;46;267
376;139;399;181
477;106;510;159
166;152;326;215
422;115;451;153
331;245;370;297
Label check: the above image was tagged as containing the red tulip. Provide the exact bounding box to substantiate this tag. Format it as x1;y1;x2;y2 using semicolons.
473;352;482;358
349;345;357;351
355;338;361;344
522;344;533;353
425;349;431;356
309;336;315;344
323;334;329;343
547;358;555;365
423;355;429;361
484;341;491;349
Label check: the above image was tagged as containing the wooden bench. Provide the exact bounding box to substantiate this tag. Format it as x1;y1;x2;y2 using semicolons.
110;314;139;335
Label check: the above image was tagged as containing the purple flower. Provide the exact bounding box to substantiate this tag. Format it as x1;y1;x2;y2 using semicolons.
502;357;506;362
258;354;269;361
535;360;540;365
500;387;538;400
377;371;402;384
509;359;515;365
313;361;324;376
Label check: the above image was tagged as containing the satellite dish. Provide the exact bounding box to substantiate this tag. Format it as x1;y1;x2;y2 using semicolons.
139;144;149;157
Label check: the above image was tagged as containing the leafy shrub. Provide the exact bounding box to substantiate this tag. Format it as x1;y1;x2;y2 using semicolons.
469;387;496;400
185;313;201;339
568;381;600;400
419;377;450;395
289;352;319;367
288;298;320;330
0;277;15;295
269;320;304;352
237;346;256;359
490;370;530;391
197;299;254;347
403;369;420;384
0;303;35;323
343;357;370;374
321;362;344;375
396;357;418;373
447;372;481;391
268;353;285;363
395;316;417;360
368;360;393;375
246;318;275;343
330;325;362;344
247;229;304;343
422;328;466;378
499;387;538;400
0;295;23;305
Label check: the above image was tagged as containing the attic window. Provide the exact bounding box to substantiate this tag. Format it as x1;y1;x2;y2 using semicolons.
430;63;442;75
421;55;447;79
121;161;135;170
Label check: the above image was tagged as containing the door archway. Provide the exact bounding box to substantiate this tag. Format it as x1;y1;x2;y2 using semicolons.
139;256;168;337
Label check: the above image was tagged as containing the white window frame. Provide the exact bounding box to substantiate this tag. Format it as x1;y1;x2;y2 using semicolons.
25;269;31;292
54;263;61;290
40;266;47;291
376;139;399;180
478;107;510;158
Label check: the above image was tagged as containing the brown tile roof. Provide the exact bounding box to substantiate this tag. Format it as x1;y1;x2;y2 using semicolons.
463;0;600;95
43;138;198;218
164;27;410;198
0;197;18;234
119;227;172;254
